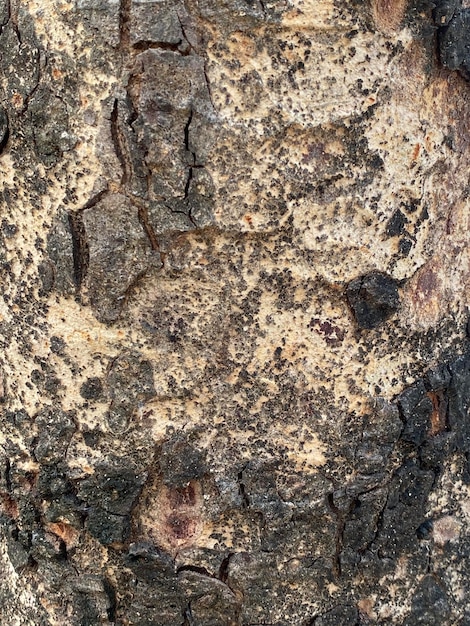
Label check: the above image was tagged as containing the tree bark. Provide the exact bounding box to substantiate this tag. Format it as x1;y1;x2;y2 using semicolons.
1;0;470;624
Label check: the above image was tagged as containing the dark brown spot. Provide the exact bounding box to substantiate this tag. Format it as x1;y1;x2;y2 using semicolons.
168;483;196;508
309;318;345;345
166;514;195;539
427;390;448;436
416;268;438;299
0;493;19;518
372;0;407;31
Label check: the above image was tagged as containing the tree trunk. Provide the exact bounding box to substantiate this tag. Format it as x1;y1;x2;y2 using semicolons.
1;0;470;624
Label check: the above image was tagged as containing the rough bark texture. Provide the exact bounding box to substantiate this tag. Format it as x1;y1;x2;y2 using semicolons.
1;0;470;624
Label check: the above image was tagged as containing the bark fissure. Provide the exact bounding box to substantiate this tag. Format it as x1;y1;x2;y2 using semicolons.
132;40;187;54
3;4;470;625
134;202;161;254
68;211;89;292
110;99;130;186
237;470;250;509
20;49;43;116
118;0;131;51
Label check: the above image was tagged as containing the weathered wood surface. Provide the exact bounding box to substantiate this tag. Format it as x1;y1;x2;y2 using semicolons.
0;0;470;624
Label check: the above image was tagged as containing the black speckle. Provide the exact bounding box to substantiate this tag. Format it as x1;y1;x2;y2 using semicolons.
50;335;66;355
1;219;17;238
80;377;104;401
386;209;407;237
399;237;413;256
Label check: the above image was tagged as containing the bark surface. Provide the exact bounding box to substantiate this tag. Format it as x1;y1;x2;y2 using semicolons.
1;0;470;624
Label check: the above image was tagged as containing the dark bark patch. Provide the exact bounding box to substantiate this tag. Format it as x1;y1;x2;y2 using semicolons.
404;575;450;625
386;208;408;237
160;437;206;488
33;409;76;466
0;105;9;154
86;508;130;546
346;271;400;329
79;377;104;401
125;541;176;582
312;604;359;626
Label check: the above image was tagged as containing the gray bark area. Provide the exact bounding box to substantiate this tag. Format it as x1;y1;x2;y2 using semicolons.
0;0;470;624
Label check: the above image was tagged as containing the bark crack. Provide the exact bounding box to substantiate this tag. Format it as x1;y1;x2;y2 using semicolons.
110;99;131;186
118;0;131;51
68;211;89;293
103;577;117;622
9;1;21;45
237;470;250;508
327;493;351;579
132;40;189;55
21;49;44;116
184;109;196;205
0;109;9;155
132;198;164;265
203;64;215;111
177;13;193;54
5;457;12;493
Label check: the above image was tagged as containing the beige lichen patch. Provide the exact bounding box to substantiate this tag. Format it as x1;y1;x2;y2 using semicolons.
294;195;394;281
207;25;393;131
271;424;326;470
433;516;462;547
281;0;337;31
358;595;377;620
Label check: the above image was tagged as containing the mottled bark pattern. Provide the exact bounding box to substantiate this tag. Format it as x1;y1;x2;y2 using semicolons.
0;0;470;625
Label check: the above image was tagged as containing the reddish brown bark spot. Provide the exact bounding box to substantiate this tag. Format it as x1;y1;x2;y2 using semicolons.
416;268;438;299
0;493;18;519
412;143;421;163
46;522;80;549
166;513;196;539
427;390;448;436
168;483;196;508
138;480;204;554
309;318;345;345
11;92;23;109
372;0;407;32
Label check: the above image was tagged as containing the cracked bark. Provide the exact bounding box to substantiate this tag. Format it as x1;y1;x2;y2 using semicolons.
2;1;470;625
